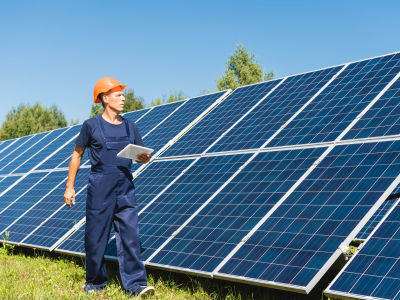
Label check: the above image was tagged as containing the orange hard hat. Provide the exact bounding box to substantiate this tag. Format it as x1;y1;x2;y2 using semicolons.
93;77;127;103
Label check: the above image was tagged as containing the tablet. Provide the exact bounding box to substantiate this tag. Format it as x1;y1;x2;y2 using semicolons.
117;144;154;160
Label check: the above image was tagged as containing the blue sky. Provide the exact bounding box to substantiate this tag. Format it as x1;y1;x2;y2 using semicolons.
1;0;399;125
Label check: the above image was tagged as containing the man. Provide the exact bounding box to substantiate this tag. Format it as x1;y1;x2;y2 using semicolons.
63;77;154;298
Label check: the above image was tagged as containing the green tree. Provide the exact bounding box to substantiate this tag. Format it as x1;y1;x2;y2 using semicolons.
216;43;275;91
149;90;187;107
0;103;71;141
89;89;146;118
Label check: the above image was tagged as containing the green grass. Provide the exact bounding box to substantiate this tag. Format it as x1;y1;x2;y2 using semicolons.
0;246;337;300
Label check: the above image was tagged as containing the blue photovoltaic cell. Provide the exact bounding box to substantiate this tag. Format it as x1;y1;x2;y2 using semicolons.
344;68;400;139
1;129;68;175
0;135;35;166
0;176;22;194
357;200;395;240
208;67;342;153
56;159;195;256
136;101;184;137
0;171;68;240
218;141;400;289
150;147;326;273
269;53;400;147
56;223;86;254
139;154;253;261
122;108;152;123
143;92;227;154
327;201;400;300
19;168;90;247
35;125;82;170
160;80;283;158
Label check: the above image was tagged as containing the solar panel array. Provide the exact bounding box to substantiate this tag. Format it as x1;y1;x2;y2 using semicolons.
0;91;229;253
2;52;400;295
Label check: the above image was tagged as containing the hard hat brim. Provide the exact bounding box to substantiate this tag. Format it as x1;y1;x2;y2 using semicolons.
93;84;127;103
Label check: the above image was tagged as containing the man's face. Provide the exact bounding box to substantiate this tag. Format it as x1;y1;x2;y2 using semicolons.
104;87;125;112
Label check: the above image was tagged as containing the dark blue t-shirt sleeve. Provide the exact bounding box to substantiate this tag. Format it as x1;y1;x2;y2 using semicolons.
132;123;145;147
75;121;91;148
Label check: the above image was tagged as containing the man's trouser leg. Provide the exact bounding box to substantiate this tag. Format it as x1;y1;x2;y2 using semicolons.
114;175;147;293
85;173;115;291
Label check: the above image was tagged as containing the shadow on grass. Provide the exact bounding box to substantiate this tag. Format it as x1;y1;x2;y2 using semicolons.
11;246;339;300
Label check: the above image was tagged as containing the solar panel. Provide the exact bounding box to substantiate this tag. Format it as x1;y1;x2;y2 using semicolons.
343;68;400;140
148;147;327;274
34;125;82;170
16;168;90;248
214;140;400;293
0;171;69;240
207;67;343;153
268;53;400;147
325;198;400;300
136;101;185;137
0;128;70;175
143;91;230;155
159;80;283;158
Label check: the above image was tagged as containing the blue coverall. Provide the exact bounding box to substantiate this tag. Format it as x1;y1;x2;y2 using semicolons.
84;115;147;293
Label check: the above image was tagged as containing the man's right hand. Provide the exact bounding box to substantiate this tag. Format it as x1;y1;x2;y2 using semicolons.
64;187;76;209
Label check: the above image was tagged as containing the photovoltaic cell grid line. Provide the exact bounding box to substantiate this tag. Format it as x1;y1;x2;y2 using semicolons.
325;199;400;300
149;147;326;274
139;154;253;261
0;132;47;175
343;63;400;139
208;67;343;153
19;168;91;248
35;125;82;170
135;101;185;137
2;128;69;175
160;80;283;157
217;140;400;292
269;53;400;147
143;91;229;154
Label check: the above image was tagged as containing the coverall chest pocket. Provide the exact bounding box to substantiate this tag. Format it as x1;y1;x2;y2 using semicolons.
105;141;132;166
87;173;107;210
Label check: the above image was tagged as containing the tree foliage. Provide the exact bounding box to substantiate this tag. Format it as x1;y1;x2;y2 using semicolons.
216;43;275;91
0;103;70;141
149;90;187;107
89;89;146;118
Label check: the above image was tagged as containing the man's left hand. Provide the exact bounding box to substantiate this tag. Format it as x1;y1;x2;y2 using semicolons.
136;153;152;164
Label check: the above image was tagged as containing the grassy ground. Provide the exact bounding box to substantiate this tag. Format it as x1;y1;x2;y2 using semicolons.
0;245;338;300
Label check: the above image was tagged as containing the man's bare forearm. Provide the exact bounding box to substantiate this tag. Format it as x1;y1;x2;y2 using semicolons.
66;145;84;188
